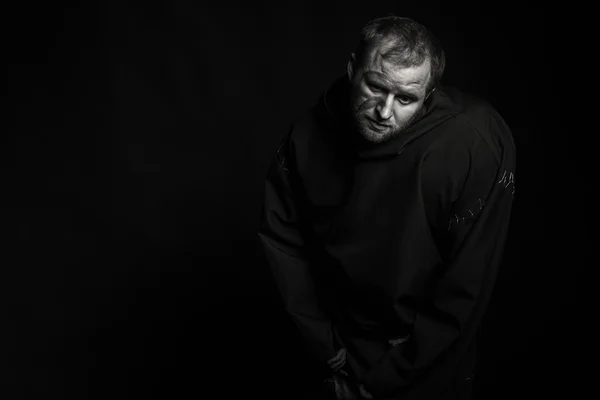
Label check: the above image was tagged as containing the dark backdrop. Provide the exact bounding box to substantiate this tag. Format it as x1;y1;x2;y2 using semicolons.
4;1;581;399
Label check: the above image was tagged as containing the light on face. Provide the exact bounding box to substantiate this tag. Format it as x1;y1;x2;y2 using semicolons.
349;57;431;143
365;79;416;107
376;93;395;119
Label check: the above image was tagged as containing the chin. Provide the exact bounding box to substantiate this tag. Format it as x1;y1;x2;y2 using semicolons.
359;130;390;144
358;125;395;144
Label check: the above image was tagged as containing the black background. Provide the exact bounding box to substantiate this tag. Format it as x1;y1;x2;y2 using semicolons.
4;1;583;399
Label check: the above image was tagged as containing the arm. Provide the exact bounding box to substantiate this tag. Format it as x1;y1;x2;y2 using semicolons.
357;131;515;398
257;131;337;371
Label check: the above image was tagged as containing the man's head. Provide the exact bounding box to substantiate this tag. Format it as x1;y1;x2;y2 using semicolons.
347;16;446;144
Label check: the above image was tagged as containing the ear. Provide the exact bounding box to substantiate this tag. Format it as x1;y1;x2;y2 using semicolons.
347;53;356;82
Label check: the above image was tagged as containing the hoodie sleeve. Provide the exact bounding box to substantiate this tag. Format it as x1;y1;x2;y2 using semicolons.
257;130;336;370
358;122;515;398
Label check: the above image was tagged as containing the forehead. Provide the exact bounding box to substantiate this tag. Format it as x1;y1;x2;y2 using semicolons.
362;48;431;96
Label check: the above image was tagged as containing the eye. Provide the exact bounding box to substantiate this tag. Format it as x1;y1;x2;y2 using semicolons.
367;83;383;93
397;96;413;105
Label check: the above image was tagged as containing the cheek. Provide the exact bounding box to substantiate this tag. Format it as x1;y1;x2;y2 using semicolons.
393;104;420;122
356;96;379;112
353;87;378;110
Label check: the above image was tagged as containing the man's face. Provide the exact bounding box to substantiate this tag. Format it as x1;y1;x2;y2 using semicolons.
348;47;432;144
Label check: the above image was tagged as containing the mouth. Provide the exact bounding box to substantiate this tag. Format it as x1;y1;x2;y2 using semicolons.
365;117;390;132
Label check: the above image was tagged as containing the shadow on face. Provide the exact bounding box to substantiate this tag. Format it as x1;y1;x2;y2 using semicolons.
348;46;432;144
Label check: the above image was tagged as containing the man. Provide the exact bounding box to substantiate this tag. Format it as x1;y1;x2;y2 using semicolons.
258;15;515;400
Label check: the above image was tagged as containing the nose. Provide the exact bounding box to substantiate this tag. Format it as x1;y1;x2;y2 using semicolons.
376;93;394;120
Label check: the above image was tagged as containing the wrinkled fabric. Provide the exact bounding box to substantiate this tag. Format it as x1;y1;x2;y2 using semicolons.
258;75;516;399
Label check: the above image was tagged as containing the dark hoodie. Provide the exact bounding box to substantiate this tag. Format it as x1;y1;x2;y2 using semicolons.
258;75;516;399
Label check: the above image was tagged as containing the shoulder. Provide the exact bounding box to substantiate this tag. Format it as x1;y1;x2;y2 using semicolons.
444;87;514;165
284;106;323;170
421;92;508;226
423;120;497;176
421;91;505;200
289;107;320;141
288;76;348;153
287;94;344;171
425;88;509;170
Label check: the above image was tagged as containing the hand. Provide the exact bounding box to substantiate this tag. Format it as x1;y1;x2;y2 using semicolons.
327;348;347;372
331;374;358;400
326;348;373;399
327;375;373;400
358;384;374;399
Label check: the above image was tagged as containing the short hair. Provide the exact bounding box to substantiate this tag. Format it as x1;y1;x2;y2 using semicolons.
354;15;446;93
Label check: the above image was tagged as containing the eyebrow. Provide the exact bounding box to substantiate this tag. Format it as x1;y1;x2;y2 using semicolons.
365;73;421;98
